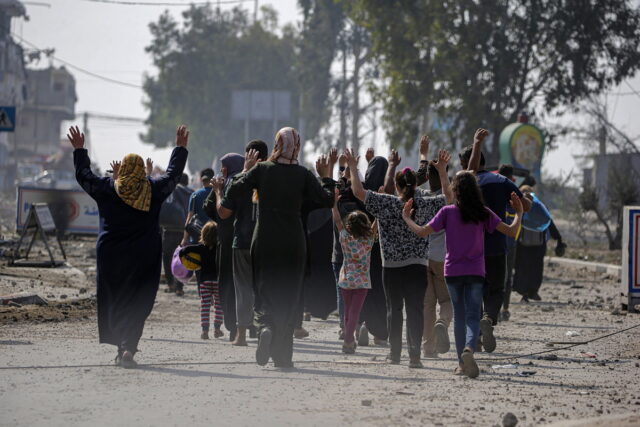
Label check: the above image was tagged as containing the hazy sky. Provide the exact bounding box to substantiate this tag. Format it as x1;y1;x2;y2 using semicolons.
12;0;640;182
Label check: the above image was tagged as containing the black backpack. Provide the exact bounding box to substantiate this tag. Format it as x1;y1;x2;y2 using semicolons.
159;185;192;230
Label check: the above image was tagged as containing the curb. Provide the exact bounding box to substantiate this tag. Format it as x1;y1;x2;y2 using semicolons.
545;256;621;279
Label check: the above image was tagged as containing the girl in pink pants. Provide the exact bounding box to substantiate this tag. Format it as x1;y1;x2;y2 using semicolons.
332;189;377;354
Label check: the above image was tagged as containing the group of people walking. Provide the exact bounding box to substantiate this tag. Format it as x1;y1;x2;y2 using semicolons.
68;122;563;377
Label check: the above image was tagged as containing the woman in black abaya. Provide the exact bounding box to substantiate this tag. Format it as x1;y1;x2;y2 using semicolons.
70;125;189;368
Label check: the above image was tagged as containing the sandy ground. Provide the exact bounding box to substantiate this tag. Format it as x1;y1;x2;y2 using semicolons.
1;236;640;426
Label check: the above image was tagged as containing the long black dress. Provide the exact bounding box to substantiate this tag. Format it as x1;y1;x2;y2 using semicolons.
74;147;187;353
225;161;334;365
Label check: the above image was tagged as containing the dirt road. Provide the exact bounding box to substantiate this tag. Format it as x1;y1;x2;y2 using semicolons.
1;247;639;426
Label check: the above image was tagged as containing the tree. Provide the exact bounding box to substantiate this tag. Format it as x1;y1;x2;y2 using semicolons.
297;0;345;146
349;0;640;162
577;97;640;250
142;5;300;172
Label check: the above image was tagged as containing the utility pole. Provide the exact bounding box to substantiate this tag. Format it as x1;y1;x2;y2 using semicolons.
83;111;91;157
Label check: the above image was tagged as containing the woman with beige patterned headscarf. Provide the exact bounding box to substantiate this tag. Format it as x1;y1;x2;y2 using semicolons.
68;125;189;369
224;127;336;369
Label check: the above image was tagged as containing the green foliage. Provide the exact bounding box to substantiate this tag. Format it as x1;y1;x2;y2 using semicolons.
297;0;345;142
349;0;640;161
142;5;300;172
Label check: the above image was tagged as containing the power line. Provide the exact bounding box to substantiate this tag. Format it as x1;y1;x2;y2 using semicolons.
77;111;145;123
79;0;250;6
624;81;640;99
11;33;144;90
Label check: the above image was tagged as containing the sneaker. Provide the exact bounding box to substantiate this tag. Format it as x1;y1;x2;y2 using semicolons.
213;329;224;339
175;288;184;297
499;310;511;322
480;316;496;353
256;327;272;366
434;321;450;354
453;366;465;376
200;330;209;340
461;348;479;378
357;324;370;347
293;327;309;339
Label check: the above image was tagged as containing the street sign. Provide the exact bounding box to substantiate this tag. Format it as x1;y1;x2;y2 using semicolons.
10;203;67;268
0;106;16;132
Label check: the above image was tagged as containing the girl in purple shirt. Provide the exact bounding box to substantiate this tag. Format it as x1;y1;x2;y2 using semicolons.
402;171;523;378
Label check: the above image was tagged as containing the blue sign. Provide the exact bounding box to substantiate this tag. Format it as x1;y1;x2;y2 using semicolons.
0;106;16;132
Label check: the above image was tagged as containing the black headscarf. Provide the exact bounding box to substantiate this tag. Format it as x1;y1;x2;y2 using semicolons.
364;156;389;191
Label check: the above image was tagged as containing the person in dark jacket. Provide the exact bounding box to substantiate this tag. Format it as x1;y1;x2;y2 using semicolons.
205;153;244;342
69;124;189;368
159;173;192;295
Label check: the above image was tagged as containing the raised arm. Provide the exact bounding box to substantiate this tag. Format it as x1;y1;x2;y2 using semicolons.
433;149;453;204
401;199;435;238
345;149;366;202
155;125;189;199
211;177;233;220
496;193;523;237
383;149;401;195
416;135;430;186
331;188;344;232
68;126;109;198
305;155;335;208
467;128;488;173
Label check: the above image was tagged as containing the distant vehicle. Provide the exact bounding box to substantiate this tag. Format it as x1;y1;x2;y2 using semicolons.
20;169;79;190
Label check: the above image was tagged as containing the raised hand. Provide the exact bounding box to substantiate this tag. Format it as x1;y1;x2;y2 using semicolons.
243;149;259;172
510;191;524;215
315;154;331;178
474;128;489;145
338;152;347;167
388;149;401;167
328;147;339;167
402;198;414;220
176;125;189;147
211;176;225;193
343;148;358;169
432;149;451;173
66;126;85;149
365;147;375;163
110;160;121;180
419;135;430;160
146;158;154;176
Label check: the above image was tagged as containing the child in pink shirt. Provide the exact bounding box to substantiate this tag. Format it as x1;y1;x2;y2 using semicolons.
402;171;523;378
